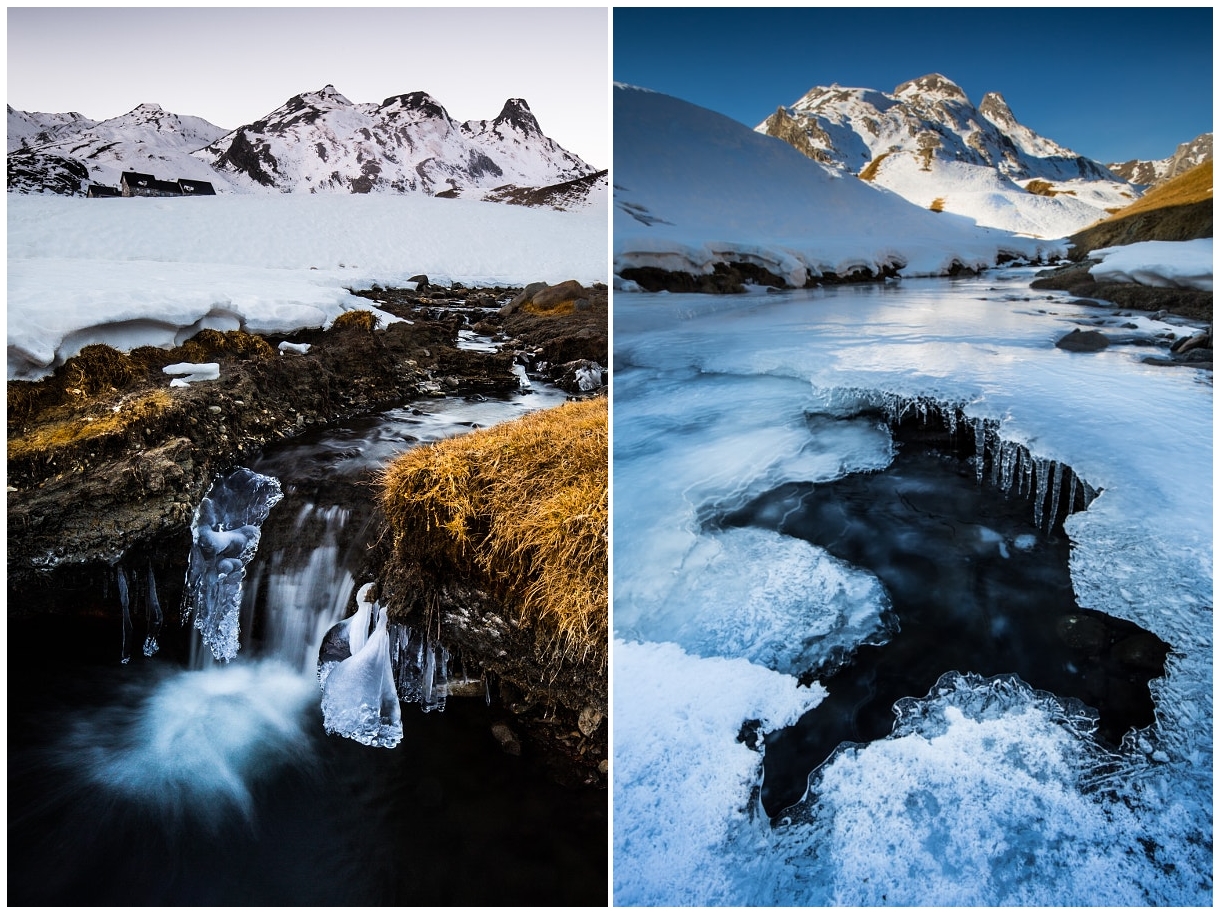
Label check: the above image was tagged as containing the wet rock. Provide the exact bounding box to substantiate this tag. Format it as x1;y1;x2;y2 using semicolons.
1056;328;1110;352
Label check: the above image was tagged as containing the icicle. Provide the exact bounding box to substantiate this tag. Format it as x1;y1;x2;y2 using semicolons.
1067;473;1079;516
999;441;1017;494
973;419;986;484
117;564;133;664
1047;461;1063;532
144;563;163;657
1033;458;1050;530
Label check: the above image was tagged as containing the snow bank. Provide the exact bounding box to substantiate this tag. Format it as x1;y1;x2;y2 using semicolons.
7;192;606;379
612;638;823;906
612;84;1064;286
1090;238;1213;291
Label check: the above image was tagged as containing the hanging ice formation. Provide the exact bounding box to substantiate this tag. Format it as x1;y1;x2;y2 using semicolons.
318;583;404;748
144;562;163;657
182;467;284;662
864;391;1100;534
317;583;456;747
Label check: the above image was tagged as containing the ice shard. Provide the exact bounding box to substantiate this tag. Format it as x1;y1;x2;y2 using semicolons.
144;563;163;657
182;468;283;662
317;584;403;748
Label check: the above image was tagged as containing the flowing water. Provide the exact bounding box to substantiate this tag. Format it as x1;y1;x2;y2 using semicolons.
612;271;1211;905
8;379;608;906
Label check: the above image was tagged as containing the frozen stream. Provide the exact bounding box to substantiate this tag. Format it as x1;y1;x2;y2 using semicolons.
8;380;608;906
612;270;1211;905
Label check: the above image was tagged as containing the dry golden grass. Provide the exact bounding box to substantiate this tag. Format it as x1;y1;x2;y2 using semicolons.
1025;179;1057;197
1112;160;1212;219
8;388;174;461
330;309;379;331
523;298;577;316
381;397;608;671
1070;161;1213;256
929;197;946;213
858;151;892;182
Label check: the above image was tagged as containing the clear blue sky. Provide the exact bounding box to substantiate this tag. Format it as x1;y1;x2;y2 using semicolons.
613;7;1213;164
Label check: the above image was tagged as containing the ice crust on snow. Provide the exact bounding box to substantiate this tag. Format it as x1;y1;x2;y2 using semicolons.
1090;238;1213;291
7;192;606;379
183;468;284;662
612;272;1211;905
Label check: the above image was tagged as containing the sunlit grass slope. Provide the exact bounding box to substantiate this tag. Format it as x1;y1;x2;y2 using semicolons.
1070;160;1213;257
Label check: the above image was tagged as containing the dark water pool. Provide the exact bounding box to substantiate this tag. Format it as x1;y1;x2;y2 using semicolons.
717;441;1170;817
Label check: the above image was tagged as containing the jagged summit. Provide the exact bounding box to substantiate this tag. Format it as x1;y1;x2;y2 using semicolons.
492;98;542;137
9;86;599;205
757;73;1135;237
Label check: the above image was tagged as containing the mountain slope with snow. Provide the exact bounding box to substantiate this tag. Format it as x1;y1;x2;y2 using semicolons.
613;83;1062;288
1108;132;1214;187
756;74;1137;237
194;86;596;197
8;87;600;205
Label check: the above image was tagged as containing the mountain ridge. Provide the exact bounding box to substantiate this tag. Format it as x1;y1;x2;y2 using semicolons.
8;86;600;207
756;73;1140;237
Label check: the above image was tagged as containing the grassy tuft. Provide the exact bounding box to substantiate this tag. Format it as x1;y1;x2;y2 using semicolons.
929;197;946;213
331;309;379;331
177;328;275;361
523;298;577;316
1025;179;1057;197
380;397;608;672
858;151;892;182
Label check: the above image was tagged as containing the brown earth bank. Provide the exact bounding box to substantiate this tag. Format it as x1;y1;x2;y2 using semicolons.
1029;262;1213;324
7;278;608;782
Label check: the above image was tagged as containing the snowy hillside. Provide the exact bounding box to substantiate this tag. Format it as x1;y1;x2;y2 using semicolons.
7;105;97;152
14;102;231;192
8;86;599;203
8;193;607;380
613;83;1063;287
1109;132;1214;186
756;74;1137;237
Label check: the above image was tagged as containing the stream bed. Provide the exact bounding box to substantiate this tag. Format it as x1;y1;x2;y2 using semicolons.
9;380;607;906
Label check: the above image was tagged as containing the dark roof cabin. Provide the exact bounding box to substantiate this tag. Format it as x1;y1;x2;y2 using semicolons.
86;184;122;198
120;170;183;197
178;178;216;196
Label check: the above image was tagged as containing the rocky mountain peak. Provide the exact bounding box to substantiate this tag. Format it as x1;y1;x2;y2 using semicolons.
894;73;967;102
493;98;542;137
979;91;1015;125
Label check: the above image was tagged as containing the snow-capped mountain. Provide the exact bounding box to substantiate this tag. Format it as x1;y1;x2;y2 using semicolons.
1108;132;1213;186
196;85;596;197
8;86;599;206
7;106;98;153
614;83;1059;288
757;74;1137;238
